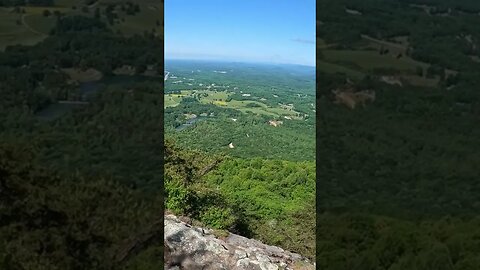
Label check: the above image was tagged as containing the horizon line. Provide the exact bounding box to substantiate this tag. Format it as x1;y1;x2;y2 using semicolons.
165;58;316;68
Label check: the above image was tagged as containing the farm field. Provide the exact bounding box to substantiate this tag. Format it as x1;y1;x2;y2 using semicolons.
319;48;446;87
0;0;162;49
164;60;315;161
166;89;302;118
317;59;365;79
0;10;45;49
319;46;442;87
164;91;187;107
322;49;427;72
316;27;460;88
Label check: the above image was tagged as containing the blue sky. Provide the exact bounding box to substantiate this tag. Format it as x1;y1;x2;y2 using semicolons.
165;0;315;66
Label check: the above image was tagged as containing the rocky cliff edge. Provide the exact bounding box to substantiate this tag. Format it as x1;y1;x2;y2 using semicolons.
164;214;315;270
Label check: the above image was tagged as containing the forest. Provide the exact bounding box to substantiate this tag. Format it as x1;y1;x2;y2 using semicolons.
317;0;480;269
0;12;167;269
164;141;316;259
164;60;316;160
0;0;54;6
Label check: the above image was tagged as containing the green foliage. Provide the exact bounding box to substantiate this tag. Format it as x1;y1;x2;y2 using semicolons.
164;176;192;215
122;246;164;270
198;206;236;230
163;138;316;258
0;142;162;270
317;0;480;267
317;213;480;270
318;0;480;72
164;140;238;229
51;15;107;34
0;17;165;269
202;158;316;257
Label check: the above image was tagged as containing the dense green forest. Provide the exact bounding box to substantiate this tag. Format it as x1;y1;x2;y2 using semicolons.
318;0;480;269
0;142;163;269
0;11;167;269
164;141;316;258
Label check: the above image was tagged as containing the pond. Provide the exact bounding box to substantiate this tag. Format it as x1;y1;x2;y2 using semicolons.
175;117;206;131
36;75;162;120
80;75;163;100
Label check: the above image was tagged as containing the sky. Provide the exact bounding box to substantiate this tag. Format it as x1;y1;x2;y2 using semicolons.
165;0;315;67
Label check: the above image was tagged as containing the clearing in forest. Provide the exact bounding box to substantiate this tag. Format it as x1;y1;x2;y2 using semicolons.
165;89;303;118
317;35;453;87
0;0;162;50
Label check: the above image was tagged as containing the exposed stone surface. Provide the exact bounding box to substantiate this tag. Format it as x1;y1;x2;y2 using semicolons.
332;86;376;109
164;214;314;270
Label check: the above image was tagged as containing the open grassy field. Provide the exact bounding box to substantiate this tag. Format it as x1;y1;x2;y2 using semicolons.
317;59;365;79
401;74;440;87
0;10;46;49
322;49;427;72
22;6;79;35
360;34;409;55
23;6;71;14
23;14;57;34
165;91;190;107
317;35;450;88
228;100;296;117
166;89;302;118
0;0;162;50
197;90;230;101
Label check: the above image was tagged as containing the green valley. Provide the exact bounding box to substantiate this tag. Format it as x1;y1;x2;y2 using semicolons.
164;60;315;160
164;60;316;259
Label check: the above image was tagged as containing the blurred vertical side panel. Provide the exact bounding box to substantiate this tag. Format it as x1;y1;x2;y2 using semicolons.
317;0;480;269
0;0;165;269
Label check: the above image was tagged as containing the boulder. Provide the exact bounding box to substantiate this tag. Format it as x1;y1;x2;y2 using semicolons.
164;214;314;270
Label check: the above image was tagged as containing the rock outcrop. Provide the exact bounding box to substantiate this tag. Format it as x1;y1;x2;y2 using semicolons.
164;214;314;270
332;86;376;109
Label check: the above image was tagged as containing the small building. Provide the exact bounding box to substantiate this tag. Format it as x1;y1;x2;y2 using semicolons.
345;8;362;15
184;113;197;119
268;120;283;127
381;76;403;86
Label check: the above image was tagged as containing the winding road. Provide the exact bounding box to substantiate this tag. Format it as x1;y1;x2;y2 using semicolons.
21;14;48;37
